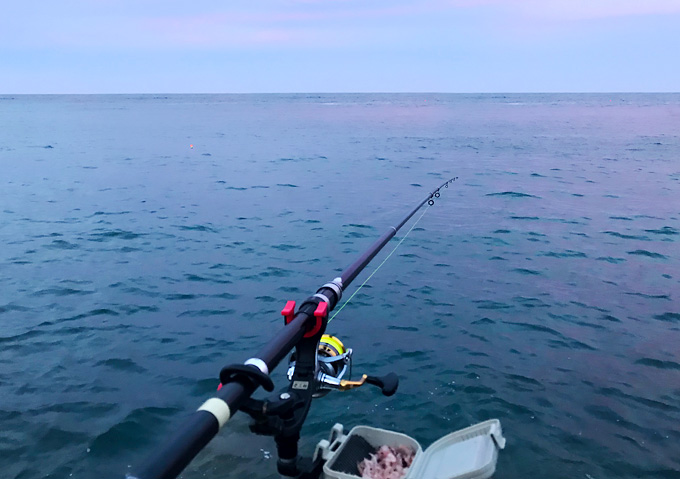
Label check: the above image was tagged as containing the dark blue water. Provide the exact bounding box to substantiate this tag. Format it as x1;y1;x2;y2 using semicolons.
1;94;679;479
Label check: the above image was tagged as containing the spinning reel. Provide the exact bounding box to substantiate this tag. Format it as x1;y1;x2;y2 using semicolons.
287;335;352;398
287;334;398;398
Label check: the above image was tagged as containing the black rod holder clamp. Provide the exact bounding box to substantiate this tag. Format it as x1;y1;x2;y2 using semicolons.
219;364;275;392
274;298;329;477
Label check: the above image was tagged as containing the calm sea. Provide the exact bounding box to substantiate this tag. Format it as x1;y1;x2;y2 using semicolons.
1;94;679;479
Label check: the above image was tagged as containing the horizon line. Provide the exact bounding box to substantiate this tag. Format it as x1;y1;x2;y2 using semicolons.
2;91;679;96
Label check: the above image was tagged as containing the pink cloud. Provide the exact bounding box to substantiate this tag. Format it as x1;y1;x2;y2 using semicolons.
143;4;426;29
138;5;425;48
6;0;680;50
439;0;680;20
140;22;323;48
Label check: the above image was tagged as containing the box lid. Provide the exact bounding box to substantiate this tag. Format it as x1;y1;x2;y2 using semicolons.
407;419;505;479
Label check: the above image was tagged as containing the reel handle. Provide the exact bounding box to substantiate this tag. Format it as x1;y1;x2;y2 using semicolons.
366;373;399;396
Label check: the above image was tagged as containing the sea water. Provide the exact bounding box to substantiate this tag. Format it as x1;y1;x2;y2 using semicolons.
0;93;678;479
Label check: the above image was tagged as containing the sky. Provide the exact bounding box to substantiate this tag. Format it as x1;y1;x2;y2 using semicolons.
1;0;679;93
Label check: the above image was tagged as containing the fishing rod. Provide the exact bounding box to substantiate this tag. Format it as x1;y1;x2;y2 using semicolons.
128;177;457;479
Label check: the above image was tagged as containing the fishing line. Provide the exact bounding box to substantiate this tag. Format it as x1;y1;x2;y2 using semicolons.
328;204;431;324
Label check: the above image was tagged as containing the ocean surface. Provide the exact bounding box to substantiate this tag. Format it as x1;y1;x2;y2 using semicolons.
1;93;679;479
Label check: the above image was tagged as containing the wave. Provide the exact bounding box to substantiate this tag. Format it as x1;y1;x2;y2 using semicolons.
627;249;667;259
486;191;539;198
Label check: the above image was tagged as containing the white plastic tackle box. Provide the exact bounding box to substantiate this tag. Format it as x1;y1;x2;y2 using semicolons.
315;419;505;479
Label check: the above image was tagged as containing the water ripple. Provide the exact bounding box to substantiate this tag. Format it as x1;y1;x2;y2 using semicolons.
645;226;678;236
603;231;650;240
486;191;540;198
653;312;680;323
634;358;680;370
627;249;667;259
